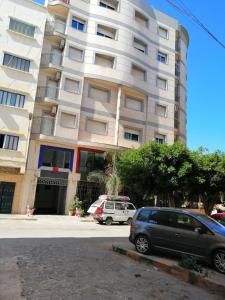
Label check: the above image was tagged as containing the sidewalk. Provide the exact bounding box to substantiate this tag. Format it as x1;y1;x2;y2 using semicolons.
0;214;95;222
112;243;225;298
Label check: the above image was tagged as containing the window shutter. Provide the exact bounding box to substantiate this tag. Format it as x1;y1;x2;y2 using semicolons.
65;78;80;93
132;65;146;81
126;97;142;111
69;47;83;61
156;104;166;116
95;54;114;68
89;87;109;102
87;119;106;135
61;113;76;128
157;77;167;89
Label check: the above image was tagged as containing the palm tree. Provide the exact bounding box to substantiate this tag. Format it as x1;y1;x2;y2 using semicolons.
87;151;121;196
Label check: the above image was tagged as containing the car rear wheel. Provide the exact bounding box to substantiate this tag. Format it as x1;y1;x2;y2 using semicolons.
213;250;225;274
135;235;151;254
105;217;113;226
127;218;132;225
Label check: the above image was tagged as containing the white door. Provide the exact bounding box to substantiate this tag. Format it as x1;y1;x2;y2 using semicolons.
125;203;136;220
114;202;126;222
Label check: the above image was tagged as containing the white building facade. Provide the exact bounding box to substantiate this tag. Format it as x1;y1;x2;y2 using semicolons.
0;0;47;213
0;0;189;214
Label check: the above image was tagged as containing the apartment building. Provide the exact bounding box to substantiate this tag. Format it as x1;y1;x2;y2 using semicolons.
0;0;47;213
0;0;189;214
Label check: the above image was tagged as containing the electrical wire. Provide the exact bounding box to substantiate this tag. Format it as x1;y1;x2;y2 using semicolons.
165;0;225;49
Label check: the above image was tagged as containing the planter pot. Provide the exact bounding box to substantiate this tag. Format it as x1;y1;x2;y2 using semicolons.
68;210;74;216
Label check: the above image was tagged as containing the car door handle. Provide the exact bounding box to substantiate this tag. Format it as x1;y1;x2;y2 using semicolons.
175;233;181;237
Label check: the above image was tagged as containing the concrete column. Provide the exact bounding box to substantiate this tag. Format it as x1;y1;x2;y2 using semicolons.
65;173;81;213
114;85;122;146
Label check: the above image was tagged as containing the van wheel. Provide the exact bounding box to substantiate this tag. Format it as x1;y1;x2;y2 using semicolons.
127;218;132;225
105;217;113;226
213;249;225;274
135;235;151;254
98;220;103;225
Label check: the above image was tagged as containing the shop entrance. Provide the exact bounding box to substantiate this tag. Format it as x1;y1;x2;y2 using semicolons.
34;170;68;215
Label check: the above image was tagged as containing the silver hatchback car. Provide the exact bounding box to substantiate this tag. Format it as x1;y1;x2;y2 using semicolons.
129;207;225;274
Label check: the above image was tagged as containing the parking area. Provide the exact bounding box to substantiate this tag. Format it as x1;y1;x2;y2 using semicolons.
0;215;223;300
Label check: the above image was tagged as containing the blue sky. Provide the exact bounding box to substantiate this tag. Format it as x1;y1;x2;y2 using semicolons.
34;0;225;151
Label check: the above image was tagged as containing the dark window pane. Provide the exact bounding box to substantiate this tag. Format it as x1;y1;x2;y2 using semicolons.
137;209;151;222
150;211;177;227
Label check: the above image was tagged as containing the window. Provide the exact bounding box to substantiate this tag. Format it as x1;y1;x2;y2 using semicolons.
115;202;125;210
71;17;86;32
159;26;168;39
137;209;151;222
132;64;146;81
0;134;19;150
64;78;80;94
61;112;76;128
68;46;84;62
40;145;74;171
156;104;167;117
125;96;143;112
157;51;168;63
89;86;110;102
3;53;30;72
155;134;166;144
0;90;25;108
124;128;140;142
86;119;107;135
135;10;149;28
95;53;115;68
97;24;116;39
157;77;167;90
150;210;176;227
133;37;147;54
9;18;35;37
78;149;105;180
126;203;135;210
105;201;114;209
99;0;118;10
176;214;203;231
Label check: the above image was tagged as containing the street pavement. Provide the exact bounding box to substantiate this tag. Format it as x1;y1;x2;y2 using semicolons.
0;215;222;300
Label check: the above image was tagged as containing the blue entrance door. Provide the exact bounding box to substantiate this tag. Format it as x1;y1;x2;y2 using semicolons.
0;182;15;213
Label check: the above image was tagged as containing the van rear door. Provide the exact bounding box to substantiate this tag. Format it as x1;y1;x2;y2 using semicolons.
87;200;103;214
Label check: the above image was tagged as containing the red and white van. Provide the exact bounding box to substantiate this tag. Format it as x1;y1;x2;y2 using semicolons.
87;195;136;225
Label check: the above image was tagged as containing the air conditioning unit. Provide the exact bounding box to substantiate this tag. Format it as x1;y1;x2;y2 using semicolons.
55;71;61;81
51;106;57;115
59;39;65;49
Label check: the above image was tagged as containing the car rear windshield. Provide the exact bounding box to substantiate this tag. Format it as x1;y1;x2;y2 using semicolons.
91;200;103;207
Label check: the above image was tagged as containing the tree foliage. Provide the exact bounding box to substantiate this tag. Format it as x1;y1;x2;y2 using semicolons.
116;142;225;214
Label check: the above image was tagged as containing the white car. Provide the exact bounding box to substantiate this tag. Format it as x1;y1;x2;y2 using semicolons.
87;195;136;225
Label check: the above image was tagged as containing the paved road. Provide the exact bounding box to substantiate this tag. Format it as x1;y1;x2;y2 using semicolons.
0;215;221;300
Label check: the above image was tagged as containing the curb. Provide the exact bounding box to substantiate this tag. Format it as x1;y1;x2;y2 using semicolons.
112;244;225;298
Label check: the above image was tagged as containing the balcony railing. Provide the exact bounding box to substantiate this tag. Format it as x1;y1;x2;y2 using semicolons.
41;53;62;68
32;116;55;136
36;86;59;101
45;20;66;36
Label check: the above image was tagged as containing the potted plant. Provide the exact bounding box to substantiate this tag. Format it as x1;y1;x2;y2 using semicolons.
68;201;76;216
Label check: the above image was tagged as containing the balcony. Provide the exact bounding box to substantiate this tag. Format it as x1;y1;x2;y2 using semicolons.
32;116;55;137
47;0;70;17
45;20;66;41
40;53;63;71
36;86;59;105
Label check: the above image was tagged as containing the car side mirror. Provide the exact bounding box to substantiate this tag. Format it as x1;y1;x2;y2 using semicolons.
194;227;205;234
